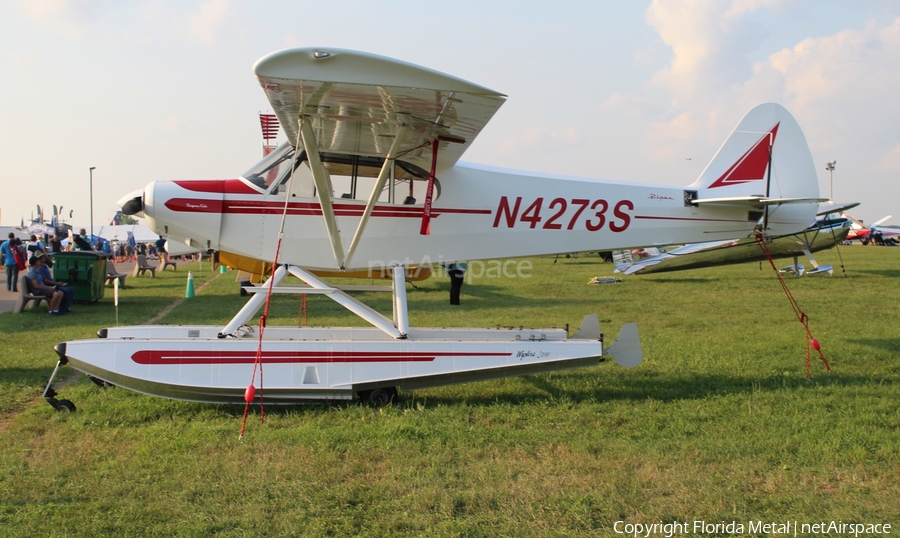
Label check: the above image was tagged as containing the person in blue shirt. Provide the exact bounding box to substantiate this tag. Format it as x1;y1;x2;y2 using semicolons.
33;251;73;313
1;232;18;292
155;236;167;260
25;256;64;315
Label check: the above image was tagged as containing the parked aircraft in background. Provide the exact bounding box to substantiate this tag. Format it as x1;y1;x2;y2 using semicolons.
839;214;897;245
614;202;858;276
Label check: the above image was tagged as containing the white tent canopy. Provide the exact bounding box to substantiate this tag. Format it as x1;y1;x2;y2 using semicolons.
0;226;30;241
95;224;159;243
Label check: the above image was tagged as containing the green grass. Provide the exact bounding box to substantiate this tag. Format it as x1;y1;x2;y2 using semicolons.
1;248;898;536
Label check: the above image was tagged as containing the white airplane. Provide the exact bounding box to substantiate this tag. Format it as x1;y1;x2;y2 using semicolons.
45;48;824;411
613;202;858;277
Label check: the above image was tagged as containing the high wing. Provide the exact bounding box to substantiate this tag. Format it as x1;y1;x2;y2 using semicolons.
254;48;507;173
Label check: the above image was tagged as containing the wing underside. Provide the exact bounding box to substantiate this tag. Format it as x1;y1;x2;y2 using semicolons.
254;48;507;173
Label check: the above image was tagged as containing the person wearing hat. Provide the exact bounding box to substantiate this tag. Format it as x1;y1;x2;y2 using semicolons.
25;255;65;315
33;251;73;313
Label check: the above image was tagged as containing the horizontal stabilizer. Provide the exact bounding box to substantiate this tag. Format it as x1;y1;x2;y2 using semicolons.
605;323;642;368
571;313;601;340
817;201;860;216
692;196;827;207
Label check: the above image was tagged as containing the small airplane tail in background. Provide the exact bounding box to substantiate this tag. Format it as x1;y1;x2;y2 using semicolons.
689;103;822;237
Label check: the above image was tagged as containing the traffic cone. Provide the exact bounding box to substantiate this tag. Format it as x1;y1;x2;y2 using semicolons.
219;264;227;273
185;271;195;298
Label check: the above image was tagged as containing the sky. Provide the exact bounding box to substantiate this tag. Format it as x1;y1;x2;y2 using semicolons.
1;0;899;229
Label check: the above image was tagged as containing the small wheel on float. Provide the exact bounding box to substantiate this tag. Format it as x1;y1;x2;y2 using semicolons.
55;399;77;412
364;387;397;407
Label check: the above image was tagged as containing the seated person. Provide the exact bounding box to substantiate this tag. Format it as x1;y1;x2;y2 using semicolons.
33;251;73;313
25;256;64;315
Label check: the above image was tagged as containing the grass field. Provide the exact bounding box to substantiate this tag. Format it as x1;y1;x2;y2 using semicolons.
1;247;898;537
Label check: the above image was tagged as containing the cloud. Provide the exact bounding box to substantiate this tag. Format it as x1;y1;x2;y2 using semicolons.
13;0;102;38
189;0;235;45
645;0;769;100
756;18;900;172
637;4;899;162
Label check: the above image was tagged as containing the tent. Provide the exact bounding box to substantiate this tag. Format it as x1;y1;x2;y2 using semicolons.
0;226;30;241
94;224;158;244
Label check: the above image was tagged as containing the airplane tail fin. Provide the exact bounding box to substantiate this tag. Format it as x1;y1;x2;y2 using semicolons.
612;248;663;275
612;250;635;273
690;103;821;236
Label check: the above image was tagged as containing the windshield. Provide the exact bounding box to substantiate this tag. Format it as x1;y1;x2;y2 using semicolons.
240;142;295;190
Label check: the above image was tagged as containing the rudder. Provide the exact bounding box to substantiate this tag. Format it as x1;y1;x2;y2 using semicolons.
691;103;820;236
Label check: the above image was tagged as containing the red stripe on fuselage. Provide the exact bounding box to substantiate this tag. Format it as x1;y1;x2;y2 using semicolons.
173;179;260;194
131;350;512;365
634;215;750;223
164;198;492;218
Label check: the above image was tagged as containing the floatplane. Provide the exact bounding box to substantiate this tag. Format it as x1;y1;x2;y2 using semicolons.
45;48;825;411
612;202;858;277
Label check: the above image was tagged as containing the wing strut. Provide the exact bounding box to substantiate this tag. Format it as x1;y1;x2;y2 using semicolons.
343;125;408;268
762;131;774;231
419;139;439;235
299;116;346;269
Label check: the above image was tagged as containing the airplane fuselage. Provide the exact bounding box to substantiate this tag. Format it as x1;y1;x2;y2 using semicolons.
140;162;805;271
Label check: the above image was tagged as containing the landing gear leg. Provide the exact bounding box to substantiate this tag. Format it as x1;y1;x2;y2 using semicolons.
43;357;76;412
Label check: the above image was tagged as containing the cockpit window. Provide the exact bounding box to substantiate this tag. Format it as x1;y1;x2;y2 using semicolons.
241;142;296;190
240;143;439;203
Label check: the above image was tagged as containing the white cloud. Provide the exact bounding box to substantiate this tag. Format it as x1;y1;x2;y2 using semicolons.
636;3;900;218
645;0;773;99
754;18;900;178
189;0;234;45
13;0;102;38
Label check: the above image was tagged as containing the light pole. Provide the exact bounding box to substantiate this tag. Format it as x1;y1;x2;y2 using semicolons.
89;166;96;242
825;161;836;201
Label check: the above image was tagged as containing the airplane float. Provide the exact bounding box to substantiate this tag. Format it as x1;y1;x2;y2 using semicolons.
44;48;825;411
612;202;858;277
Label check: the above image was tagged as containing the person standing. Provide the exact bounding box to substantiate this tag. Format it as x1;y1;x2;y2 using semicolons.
447;262;467;306
49;235;63;254
73;228;93;251
27;235;48;256
1;233;18;292
155;235;167;260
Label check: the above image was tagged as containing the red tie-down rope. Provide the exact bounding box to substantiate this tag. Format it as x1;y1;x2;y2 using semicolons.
238;240;281;440
239;125;306;440
297;293;308;327
754;233;832;377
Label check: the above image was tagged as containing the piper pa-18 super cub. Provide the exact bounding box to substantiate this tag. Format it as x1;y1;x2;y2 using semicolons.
46;48;825;410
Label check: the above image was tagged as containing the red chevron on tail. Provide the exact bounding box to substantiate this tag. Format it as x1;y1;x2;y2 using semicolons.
708;123;779;188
